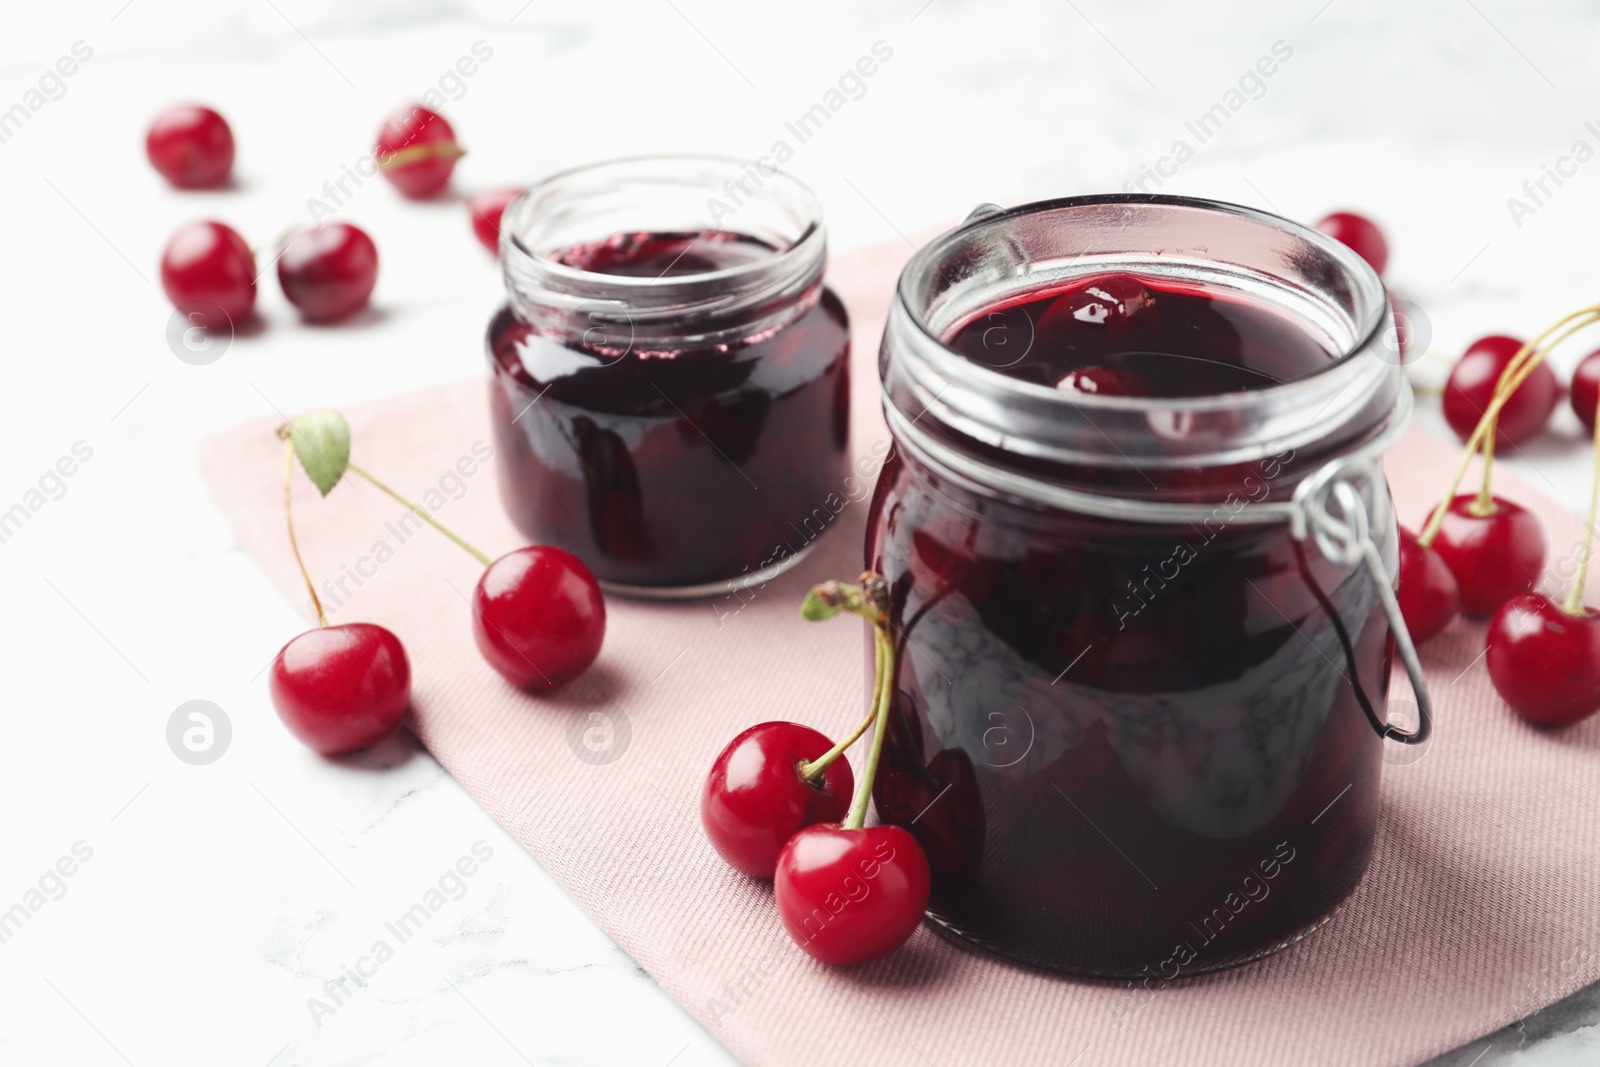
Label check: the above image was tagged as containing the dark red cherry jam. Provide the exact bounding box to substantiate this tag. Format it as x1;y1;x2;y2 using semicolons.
866;272;1392;977
551;230;777;277
947;271;1339;397
490;230;850;591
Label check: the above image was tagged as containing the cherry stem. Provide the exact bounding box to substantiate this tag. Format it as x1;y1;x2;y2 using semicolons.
796;574;902;826
346;462;494;567
798;639;883;782
1419;306;1600;547
282;439;328;628
378;141;466;171
844;624;897;832
1566;388;1600;617
1474;434;1498;514
797;577;893;781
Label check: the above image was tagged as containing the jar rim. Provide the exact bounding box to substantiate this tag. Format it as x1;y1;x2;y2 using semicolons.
895;193;1389;415
500;153;826;303
880;194;1406;490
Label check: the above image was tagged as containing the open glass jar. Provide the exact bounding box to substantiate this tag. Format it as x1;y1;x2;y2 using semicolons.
866;195;1428;977
490;155;850;596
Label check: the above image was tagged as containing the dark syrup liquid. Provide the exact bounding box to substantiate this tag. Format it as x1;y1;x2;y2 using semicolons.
946;271;1337;397
552;230;776;277
866;273;1389;976
490;231;850;589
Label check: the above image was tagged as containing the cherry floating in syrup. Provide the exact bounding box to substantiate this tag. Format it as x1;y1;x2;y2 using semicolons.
1054;365;1150;398
1035;273;1158;337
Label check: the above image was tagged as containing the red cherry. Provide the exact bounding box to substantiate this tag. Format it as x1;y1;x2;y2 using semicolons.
1037;273;1156;335
160;220;256;330
468;188;523;254
268;623;411;755
146;104;234;189
1397;525;1460;643
1053;365;1150;398
1486;594;1600;725
773;824;930;965
277;223;378;323
1571;347;1600;435
1315;211;1388;276
1443;335;1560;447
1428;495;1547;616
701;722;854;879
872;746;986;881
472;546;606;689
375;105;462;199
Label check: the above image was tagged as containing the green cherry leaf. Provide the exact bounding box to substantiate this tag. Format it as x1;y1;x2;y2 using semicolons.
283;410;350;497
799;587;843;622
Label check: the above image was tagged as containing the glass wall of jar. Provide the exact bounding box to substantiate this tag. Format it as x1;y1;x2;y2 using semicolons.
491;156;850;596
866;195;1415;977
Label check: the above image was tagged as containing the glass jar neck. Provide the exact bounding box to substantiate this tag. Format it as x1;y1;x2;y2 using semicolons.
499;154;827;349
881;195;1401;505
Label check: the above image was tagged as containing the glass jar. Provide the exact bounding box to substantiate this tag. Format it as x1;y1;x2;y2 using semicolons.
490;155;850;596
866;195;1429;977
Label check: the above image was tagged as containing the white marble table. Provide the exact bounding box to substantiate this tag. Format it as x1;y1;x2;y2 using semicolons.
1;1;1596;1063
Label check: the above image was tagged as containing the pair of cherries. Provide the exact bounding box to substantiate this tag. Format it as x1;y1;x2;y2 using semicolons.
1397;494;1547;635
268;411;606;756
1397;311;1600;726
700;577;931;966
162;219;379;330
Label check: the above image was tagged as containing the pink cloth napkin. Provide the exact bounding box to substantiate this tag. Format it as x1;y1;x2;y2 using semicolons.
200;240;1600;1067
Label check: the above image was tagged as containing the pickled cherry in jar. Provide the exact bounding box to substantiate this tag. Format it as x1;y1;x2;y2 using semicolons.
867;196;1410;976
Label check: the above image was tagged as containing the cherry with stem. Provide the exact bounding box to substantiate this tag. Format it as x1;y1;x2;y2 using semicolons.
1414;310;1598;617
280;409;606;691
375;105;464;199
700;578;894;880
1443;335;1561;448
770;574;931;966
269;422;411;756
1486;384;1600;725
1419;305;1600;550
